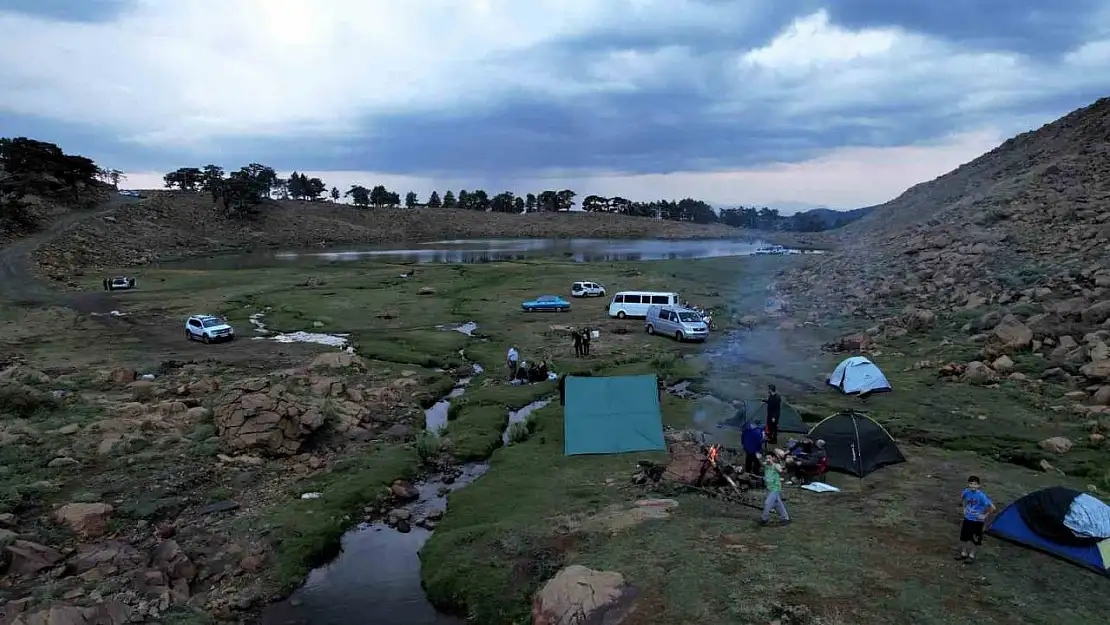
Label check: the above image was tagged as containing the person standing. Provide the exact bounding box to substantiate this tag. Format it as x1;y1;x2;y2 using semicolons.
741;421;764;475
759;451;790;527
765;384;782;445
957;475;996;563
103;278;108;291
572;330;583;357
506;345;519;381
581;327;592;356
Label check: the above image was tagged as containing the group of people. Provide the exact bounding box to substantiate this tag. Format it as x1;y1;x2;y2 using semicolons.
571;327;593;357
736;385;829;526
505;345;551;384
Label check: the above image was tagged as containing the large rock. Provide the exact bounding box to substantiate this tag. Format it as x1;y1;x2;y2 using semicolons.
1039;437;1074;455
1082;300;1110;324
310;352;367;370
10;602;130;625
213;378;327;456
53;503;114;538
3;540;64;576
962;361;997;385
532;565;637;625
993;314;1033;350
1081;360;1110;381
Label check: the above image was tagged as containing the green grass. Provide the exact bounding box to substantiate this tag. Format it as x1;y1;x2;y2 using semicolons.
263;444;420;591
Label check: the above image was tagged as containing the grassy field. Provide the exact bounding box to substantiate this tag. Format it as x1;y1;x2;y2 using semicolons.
3;254;1108;624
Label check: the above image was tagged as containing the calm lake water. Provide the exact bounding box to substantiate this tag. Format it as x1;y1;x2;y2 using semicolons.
161;238;819;269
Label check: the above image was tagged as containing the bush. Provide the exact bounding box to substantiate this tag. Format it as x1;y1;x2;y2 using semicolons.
506;420;530;444
415;430;442;464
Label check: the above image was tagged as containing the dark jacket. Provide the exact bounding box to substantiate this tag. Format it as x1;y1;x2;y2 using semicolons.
766;393;781;422
741;423;764;454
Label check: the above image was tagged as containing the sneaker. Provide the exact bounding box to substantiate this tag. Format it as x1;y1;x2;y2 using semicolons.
965;555;976;564
955;552;967;560
757;519;768;527
781;519;791;526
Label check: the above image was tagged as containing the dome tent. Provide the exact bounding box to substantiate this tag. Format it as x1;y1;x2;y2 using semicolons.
987;487;1110;577
827;356;892;396
724;399;809;434
807;411;905;478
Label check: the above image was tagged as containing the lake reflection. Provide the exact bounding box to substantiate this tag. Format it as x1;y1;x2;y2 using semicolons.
160;237;817;269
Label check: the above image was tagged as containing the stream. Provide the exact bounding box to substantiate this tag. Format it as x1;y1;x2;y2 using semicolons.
259;322;556;624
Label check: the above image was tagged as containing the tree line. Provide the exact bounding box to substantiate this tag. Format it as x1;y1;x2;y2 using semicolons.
162;162;866;231
1;137;121;234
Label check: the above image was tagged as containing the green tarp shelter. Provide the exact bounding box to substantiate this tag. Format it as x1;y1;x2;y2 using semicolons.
564;374;665;456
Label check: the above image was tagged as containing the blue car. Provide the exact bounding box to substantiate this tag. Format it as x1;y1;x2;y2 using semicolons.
521;295;571;312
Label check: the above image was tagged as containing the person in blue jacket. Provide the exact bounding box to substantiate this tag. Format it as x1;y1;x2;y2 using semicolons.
741;421;765;475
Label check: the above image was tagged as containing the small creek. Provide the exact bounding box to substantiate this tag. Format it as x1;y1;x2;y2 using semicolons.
258;464;489;625
260;322;545;624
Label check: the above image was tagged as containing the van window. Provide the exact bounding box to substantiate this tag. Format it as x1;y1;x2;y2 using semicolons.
677;311;702;323
614;294;624;303
624;294;641;304
660;310;673;321
651;295;669;304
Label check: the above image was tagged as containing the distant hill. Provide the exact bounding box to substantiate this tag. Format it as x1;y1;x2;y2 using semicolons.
790;206;875;230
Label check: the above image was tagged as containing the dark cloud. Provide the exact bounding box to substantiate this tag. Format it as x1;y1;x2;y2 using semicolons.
824;0;1106;57
0;0;129;23
1;0;1106;177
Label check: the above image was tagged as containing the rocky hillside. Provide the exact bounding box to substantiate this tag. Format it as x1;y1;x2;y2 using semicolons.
780;97;1110;406
32;191;751;279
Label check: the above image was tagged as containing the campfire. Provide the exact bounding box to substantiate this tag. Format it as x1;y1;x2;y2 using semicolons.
632;433;761;507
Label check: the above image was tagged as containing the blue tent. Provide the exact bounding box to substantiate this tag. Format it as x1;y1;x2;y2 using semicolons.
827;356;892;395
987;487;1110;577
563;374;665;456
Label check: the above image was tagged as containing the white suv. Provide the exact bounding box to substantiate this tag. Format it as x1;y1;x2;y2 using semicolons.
185;315;235;343
571;281;606;297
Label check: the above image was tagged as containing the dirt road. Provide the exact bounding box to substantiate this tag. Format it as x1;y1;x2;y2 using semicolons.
0;197;320;368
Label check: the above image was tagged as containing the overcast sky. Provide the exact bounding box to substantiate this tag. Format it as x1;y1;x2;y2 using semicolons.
1;1;1107;211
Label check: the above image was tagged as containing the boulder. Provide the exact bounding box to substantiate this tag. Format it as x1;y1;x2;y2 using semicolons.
1039;437;1074;455
212;379;327;456
993;314;1033;350
107;368;137;384
310;352;367;370
53;503;114;538
1080;360;1110;381
10;602;131;625
962;361;997;385
1082;300;1110;324
532;565;637;625
3;540;63;576
1091;386;1110;406
390;480;419;501
992;355;1015;373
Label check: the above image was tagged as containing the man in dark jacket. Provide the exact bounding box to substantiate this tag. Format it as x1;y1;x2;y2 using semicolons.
741;422;765;475
765;384;782;444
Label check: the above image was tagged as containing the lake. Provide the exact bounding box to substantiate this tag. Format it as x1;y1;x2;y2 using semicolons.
160;238;819;269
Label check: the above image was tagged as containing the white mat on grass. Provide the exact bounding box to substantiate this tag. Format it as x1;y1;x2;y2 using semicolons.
801;482;840;493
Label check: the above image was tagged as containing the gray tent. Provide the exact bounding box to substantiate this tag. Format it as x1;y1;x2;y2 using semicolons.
723;399;809;434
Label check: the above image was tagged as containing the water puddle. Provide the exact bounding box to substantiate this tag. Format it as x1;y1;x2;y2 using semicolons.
501;399;551;444
249;311;353;349
259;463;489;625
436;321;477;336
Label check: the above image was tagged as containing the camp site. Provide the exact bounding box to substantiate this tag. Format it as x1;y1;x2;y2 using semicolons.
4;252;1110;625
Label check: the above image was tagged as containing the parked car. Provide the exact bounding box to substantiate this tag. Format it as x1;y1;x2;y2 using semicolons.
106;276;135;291
185;315;235;343
571;281;606;297
521;295;570;312
607;291;679;319
645;305;709;342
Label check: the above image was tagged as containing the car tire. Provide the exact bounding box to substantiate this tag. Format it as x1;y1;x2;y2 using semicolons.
185;330;192;341
646;324;654;335
617;311;626;319
202;334;210;344
675;331;684;342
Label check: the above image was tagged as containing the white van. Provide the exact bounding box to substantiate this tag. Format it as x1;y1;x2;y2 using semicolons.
608;291;679;319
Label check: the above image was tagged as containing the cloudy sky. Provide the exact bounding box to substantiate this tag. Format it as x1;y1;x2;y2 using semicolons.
1;1;1107;211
